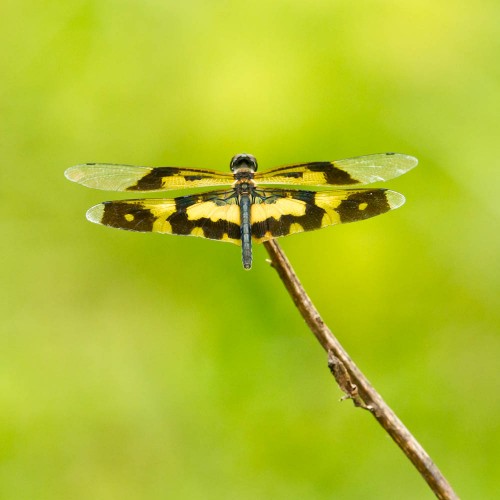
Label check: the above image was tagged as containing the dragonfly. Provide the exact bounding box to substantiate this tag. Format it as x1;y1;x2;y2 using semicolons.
65;152;417;269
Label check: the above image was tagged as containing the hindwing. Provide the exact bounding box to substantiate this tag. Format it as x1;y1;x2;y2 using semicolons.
86;190;242;244
250;188;405;242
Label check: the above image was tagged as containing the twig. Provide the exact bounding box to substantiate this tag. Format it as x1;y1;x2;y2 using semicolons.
263;239;458;500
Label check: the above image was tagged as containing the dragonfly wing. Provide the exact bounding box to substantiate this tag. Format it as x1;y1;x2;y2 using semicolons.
250;188;405;242
255;153;417;187
86;190;242;244
65;163;234;192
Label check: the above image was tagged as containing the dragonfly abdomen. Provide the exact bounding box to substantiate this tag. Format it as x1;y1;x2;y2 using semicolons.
240;195;252;270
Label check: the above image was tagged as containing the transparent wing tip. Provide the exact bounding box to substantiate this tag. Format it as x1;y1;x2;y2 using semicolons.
386;190;406;209
388;153;418;171
86;204;105;224
64;165;86;183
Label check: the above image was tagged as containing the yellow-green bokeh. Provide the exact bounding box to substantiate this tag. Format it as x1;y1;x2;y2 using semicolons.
1;1;499;498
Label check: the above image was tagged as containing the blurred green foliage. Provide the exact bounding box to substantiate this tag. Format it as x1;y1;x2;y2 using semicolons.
1;1;499;498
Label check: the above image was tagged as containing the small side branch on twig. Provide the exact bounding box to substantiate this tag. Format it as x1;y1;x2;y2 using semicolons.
263;239;458;500
327;350;368;409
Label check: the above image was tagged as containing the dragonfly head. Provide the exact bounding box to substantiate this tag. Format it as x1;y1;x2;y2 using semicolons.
230;153;258;172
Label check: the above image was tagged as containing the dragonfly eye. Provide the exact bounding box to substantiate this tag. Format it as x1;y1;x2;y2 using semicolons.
230;153;258;172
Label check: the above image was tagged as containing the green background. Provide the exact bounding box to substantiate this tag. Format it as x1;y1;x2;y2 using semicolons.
1;1;499;498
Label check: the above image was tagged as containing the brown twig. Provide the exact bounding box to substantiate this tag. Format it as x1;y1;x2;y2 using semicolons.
263;239;458;500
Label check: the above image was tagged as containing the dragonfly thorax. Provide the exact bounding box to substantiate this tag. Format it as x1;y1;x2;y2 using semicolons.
234;180;254;196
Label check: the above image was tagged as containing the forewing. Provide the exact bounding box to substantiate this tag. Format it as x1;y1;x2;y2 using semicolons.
86;190;241;245
251;188;405;243
254;153;417;187
65;163;234;192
